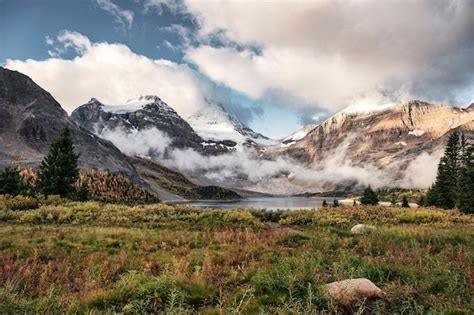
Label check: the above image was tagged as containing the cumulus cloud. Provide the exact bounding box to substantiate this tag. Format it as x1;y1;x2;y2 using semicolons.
184;0;474;111
94;0;134;30
5;31;225;119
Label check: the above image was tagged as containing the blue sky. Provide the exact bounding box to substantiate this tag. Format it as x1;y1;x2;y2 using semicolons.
1;0;473;138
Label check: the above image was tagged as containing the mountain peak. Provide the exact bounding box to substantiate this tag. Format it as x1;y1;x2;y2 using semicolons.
126;95;162;104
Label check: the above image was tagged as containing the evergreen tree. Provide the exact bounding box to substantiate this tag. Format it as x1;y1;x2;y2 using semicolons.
333;199;339;207
0;166;24;196
73;181;90;202
322;200;328;207
401;195;409;208
360;185;379;205
37;128;80;198
456;141;474;213
390;193;397;207
425;132;462;209
416;195;425;207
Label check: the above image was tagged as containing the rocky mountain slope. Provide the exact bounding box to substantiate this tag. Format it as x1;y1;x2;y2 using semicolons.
0;67;139;180
71;96;233;155
0;67;241;201
277;101;473;183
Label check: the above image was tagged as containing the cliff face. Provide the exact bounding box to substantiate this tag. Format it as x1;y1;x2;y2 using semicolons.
279;101;473;170
0;67;139;180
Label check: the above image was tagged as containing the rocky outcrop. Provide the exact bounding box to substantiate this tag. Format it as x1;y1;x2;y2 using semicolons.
351;224;376;234
0;67;139;181
326;278;384;306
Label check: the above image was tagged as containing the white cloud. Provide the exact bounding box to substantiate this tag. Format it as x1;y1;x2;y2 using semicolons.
143;0;184;14
159;24;193;48
95;0;134;30
184;0;474;111
100;127;171;158
5;31;221;118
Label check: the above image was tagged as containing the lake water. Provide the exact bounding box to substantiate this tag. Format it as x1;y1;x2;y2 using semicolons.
177;196;347;211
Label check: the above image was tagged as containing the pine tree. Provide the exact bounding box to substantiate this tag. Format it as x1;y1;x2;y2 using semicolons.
360;185;379;205
390;193;397;207
37;128;80;198
416;195;425;207
456;141;474;213
425;132;462;209
0;166;25;196
401;195;409;208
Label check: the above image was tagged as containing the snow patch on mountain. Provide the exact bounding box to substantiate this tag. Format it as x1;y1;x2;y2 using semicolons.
99;95;176;115
342;102;396;114
408;129;425;136
281;124;318;145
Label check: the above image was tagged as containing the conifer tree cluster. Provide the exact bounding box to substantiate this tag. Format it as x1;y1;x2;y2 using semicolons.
425;132;473;213
0;128;87;200
0;166;26;196
360;185;379;205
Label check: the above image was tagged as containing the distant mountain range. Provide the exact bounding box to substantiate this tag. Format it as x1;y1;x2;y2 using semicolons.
1;66;473;198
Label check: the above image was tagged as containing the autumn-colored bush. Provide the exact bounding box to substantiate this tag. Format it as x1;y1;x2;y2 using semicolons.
74;170;158;204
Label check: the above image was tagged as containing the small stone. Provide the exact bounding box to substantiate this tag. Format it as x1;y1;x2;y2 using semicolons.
326;278;384;306
351;224;376;234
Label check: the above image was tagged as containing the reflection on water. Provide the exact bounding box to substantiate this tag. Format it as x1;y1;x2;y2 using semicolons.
176;196;343;211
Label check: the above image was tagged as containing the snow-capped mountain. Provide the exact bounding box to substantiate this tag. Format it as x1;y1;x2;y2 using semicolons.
71;95;235;155
187;99;275;148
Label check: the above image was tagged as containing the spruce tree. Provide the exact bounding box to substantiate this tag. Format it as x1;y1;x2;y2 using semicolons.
360;185;379;205
416;195;425;207
425;132;462;209
456;141;473;213
0;166;24;196
390;193;397;207
37;128;80;198
401;195;409;208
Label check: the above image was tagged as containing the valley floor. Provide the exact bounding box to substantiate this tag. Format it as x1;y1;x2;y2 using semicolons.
0;200;473;314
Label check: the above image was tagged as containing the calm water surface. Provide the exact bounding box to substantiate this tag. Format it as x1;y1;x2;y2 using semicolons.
179;196;345;210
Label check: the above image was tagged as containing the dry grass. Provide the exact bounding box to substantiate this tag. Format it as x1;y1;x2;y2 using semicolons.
0;201;472;313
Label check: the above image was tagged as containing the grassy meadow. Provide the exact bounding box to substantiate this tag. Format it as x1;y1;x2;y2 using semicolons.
0;197;473;314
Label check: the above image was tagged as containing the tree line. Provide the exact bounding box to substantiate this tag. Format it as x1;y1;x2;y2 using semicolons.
358;132;473;213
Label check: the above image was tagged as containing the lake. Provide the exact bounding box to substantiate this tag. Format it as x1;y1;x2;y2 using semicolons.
175;196;350;210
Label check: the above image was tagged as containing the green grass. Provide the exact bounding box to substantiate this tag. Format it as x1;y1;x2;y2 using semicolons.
0;200;473;313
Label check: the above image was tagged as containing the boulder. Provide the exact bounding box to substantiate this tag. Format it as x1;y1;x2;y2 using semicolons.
351;224;376;234
326;278;384;306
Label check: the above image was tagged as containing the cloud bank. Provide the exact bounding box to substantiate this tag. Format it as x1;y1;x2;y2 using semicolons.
97;126;441;194
5;31;224;119
184;0;474;111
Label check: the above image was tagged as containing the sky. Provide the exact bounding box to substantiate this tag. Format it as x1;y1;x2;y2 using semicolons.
1;0;473;138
